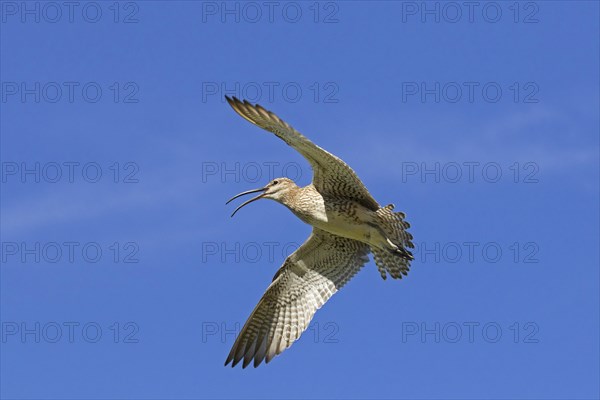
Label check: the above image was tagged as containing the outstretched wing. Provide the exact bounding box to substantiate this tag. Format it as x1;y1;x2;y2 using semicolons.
225;96;380;210
225;228;370;368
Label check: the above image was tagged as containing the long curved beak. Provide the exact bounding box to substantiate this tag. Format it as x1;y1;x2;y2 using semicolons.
226;186;268;217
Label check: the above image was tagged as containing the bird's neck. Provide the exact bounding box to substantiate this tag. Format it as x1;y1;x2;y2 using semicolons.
278;185;304;208
278;185;323;223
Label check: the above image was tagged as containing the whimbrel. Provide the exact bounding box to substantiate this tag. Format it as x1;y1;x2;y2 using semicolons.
224;96;414;368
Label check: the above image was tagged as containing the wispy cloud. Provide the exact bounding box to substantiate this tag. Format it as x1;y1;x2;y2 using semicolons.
360;104;598;174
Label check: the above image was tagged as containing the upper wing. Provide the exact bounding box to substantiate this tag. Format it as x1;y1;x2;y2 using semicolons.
225;96;380;210
225;228;370;368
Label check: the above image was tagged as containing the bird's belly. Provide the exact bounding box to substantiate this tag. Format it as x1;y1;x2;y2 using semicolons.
321;217;374;242
302;206;379;244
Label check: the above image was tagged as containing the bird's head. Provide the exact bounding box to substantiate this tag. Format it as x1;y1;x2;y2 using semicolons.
226;177;298;217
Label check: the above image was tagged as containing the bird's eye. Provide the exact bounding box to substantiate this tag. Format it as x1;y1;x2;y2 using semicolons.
273;180;279;185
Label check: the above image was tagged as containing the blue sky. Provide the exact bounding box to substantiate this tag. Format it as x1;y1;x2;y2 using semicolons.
1;1;598;399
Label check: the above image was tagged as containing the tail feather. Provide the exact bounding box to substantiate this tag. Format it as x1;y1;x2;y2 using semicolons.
371;204;414;280
372;248;411;280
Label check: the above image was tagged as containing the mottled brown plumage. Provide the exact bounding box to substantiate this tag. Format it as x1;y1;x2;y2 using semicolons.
224;97;413;368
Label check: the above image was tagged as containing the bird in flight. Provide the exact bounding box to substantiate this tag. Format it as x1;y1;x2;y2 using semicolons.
224;96;414;368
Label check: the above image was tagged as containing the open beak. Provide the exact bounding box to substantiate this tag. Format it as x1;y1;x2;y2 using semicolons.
226;186;268;217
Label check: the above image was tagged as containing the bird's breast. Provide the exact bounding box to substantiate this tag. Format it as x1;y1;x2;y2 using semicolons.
288;194;376;243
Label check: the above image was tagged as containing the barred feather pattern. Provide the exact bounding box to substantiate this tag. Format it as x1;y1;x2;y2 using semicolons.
371;204;414;280
225;228;370;368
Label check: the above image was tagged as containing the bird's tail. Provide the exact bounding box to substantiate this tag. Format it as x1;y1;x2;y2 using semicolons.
370;204;414;280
